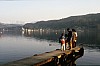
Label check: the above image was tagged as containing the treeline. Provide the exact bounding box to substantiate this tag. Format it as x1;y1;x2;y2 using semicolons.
23;13;100;30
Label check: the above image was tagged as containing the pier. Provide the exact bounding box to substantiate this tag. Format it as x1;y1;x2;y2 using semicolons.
2;46;84;66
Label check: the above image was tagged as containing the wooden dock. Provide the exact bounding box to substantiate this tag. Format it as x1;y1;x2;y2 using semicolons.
1;46;84;66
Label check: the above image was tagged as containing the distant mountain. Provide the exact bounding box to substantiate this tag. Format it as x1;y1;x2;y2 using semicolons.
0;23;22;31
23;13;100;30
0;23;5;28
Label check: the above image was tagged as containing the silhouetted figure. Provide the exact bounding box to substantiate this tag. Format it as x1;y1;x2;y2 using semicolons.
67;28;72;49
72;29;78;48
65;34;68;49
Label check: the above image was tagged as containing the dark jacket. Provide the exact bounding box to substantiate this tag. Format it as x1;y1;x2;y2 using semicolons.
67;31;72;42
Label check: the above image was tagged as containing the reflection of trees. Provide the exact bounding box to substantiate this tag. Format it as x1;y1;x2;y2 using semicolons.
1;29;99;49
77;30;95;44
0;32;2;37
77;29;100;45
23;29;100;44
76;30;100;50
97;31;100;44
22;29;66;42
23;29;100;48
1;31;22;36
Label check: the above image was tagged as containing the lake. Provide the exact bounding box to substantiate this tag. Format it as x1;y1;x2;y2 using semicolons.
0;29;100;65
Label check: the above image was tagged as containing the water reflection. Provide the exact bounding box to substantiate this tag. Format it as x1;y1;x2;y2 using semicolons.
22;29;64;42
22;29;100;45
0;31;60;64
0;29;100;65
0;29;100;51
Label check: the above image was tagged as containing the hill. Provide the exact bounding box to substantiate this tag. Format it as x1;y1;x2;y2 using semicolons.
0;23;22;31
23;13;100;30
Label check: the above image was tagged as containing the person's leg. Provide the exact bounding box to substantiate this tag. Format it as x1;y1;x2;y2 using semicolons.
72;41;75;48
62;44;64;51
68;41;71;49
74;41;76;47
61;44;62;51
65;40;67;50
66;42;69;49
70;40;73;49
64;44;66;50
61;44;64;51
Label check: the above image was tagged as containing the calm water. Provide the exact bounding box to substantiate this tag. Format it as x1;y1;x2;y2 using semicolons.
0;31;60;64
0;30;100;65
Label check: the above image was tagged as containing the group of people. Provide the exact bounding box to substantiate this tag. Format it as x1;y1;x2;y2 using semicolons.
59;28;78;51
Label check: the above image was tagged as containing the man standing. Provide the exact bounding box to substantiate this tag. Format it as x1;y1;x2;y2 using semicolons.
67;28;72;49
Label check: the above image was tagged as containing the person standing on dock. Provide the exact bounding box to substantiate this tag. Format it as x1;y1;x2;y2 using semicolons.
72;29;78;48
66;28;72;49
65;34;69;50
59;33;66;51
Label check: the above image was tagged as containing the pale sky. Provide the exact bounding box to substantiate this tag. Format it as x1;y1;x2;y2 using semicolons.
0;0;100;24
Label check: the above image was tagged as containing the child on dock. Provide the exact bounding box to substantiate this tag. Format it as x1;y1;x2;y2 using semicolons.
59;33;66;51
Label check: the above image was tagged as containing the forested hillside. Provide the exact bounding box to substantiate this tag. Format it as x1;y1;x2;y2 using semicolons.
23;13;100;30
